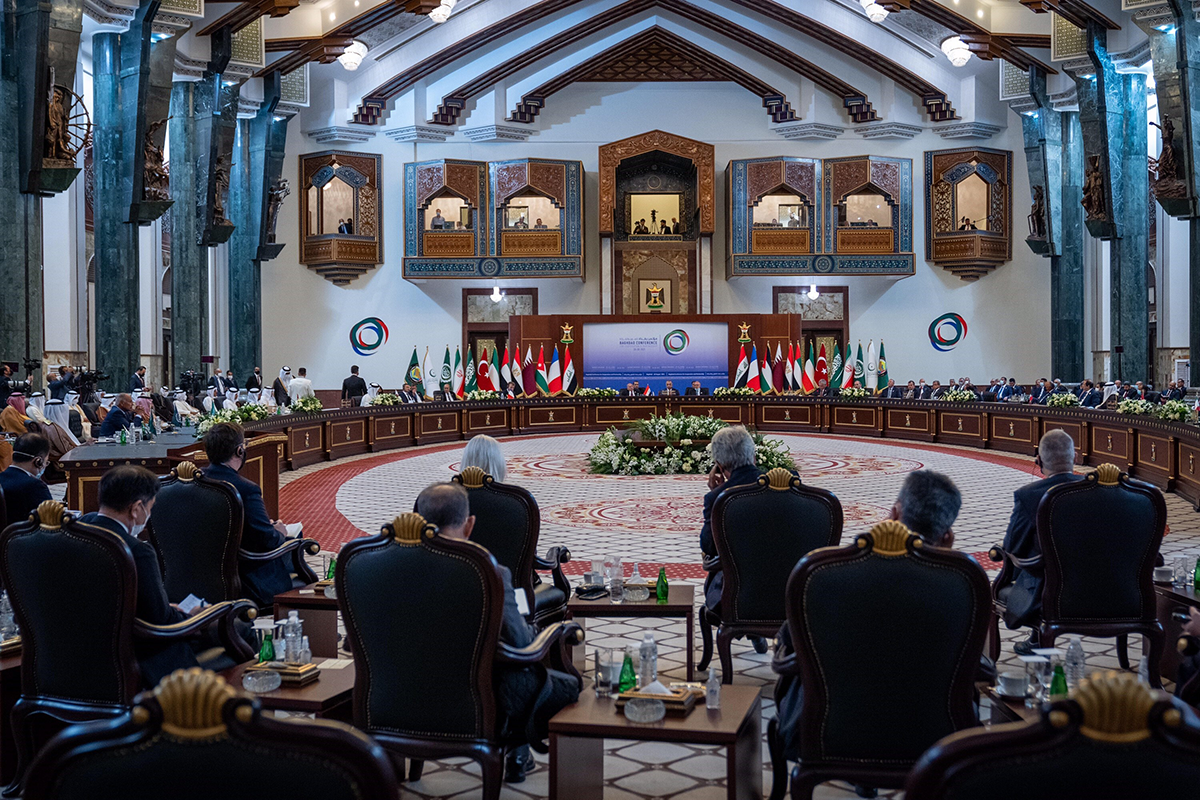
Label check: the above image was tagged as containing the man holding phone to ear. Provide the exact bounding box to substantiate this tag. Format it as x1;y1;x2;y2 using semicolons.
0;432;52;528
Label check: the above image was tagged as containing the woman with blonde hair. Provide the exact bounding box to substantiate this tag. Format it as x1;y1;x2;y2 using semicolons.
460;434;507;482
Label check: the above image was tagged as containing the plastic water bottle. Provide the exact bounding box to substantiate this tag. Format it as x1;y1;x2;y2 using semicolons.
284;610;302;663
1065;636;1086;691
298;635;312;665
0;591;15;639
639;633;658;688
706;666;721;709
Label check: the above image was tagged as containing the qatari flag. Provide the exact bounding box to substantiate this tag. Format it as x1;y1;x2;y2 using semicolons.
521;346;537;396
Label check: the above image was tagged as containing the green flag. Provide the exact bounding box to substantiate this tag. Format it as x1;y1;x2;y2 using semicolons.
465;348;478;393
854;341;865;387
440;346;452;389
490;346;502;392
405;347;421;387
877;339;888;388
829;342;844;389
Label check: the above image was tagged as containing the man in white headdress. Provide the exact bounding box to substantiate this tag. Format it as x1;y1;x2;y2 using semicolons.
248;388;267;406
225;388;240;410
173;389;201;424
360;383;381;406
202;389;216;414
28;392;46;416
66;390;90;439
44;399;81;447
272;367;292;407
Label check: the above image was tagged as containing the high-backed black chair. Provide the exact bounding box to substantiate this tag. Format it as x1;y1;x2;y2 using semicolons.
700;467;842;682
337;512;582;800
146;462;320;607
0;500;255;796
989;463;1166;685
23;668;399;800
768;521;990;800
1175;634;1200;707
452;467;571;626
906;671;1200;799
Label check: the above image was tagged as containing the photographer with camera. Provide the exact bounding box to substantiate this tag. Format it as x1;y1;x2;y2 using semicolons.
48;365;76;400
0;364;31;406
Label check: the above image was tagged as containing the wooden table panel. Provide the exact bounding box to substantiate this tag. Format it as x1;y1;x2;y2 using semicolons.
327;418;369;459
288;423;326;469
830;404;878;435
1089;423;1132;467
526;404;581;431
989;414;1037;454
464;406;511;436
1177;441;1200;510
1134;432;1174;490
417;409;461;443
937;410;983;445
371;414;413;451
885;407;934;442
593;403;659;426
757;403;819;430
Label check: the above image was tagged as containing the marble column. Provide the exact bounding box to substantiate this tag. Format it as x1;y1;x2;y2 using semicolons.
169;81;208;378
1054;112;1086;381
227;120;259;378
0;79;43;372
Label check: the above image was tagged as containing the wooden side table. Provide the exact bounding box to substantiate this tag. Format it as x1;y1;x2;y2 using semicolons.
548;684;762;800
221;660;355;721
273;584;341;659
567;583;696;680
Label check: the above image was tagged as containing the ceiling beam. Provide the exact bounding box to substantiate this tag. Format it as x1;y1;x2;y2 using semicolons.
196;0;300;38
1018;0;1119;31
878;0;1057;73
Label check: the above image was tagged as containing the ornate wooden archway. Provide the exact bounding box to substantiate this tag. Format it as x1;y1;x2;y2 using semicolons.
597;129;715;236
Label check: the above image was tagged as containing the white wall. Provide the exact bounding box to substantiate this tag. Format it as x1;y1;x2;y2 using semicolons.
263;81;1052;389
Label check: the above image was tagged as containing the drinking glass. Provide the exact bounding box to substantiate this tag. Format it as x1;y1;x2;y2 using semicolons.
1038;658;1056;699
1024;659;1045;708
610;575;625;604
1174;556;1191;589
595;647;616;697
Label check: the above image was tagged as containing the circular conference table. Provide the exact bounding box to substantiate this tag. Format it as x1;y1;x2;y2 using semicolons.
60;396;1200;514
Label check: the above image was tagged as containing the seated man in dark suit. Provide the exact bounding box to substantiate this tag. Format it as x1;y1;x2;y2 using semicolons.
97;393;137;437
1078;379;1102;408
658;380;679;396
775;469;968;765
997;378;1024;400
1029;378;1050;404
435;382;458;401
0;432;52;529
879;379;903;398
80;466;201;687
812;378;838;398
999;429;1083;655
341;365;368;405
684;380;708;396
203;422;297;608
416;483;580;784
700;425;768;653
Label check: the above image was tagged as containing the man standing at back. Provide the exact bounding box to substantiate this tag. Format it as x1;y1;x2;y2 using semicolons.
0;433;52;529
129;365;147;394
1000;429;1083;654
341;365;367;405
203;422;297;607
288;368;314;404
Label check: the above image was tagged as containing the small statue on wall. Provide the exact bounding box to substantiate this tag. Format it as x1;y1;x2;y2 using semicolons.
213;154;230;222
1028;185;1046;239
1149;116;1185;199
142;117;170;202
44;87;72;161
1081;155;1105;220
266;177;290;243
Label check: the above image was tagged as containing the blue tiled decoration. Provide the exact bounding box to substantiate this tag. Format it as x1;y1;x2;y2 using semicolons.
401;258;582;278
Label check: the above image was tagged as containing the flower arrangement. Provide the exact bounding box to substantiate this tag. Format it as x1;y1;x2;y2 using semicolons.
370;392;402;406
629;411;725;443
194;403;272;437
575;387;618;398
1046;392;1080;409
940;389;977;403
292;395;324;414
713;387;754;397
1117;398;1155;416
237;403;271;422
587;414;794;475
839;386;870;399
464;390;501;401
1157;400;1193;423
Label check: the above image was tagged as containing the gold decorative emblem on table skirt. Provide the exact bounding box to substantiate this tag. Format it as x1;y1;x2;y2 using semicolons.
548;411;555;422
485;413;491;425
1150;442;1156;462
346;426;351;441
784;409;790;421
851;410;858;423
1107;434;1113;452
623;408;630;420
957;417;963;432
905;414;911;427
1008;422;1015;437
389;421;395;435
304;431;310;447
437;417;443;430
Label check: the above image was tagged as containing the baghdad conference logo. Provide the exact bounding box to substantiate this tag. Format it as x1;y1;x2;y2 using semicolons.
928;313;967;352
350;317;389;356
663;329;689;355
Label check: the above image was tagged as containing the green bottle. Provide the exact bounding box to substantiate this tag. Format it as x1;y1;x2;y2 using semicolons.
118;428;127;445
618;649;637;693
656;566;669;605
1048;663;1069;701
325;556;337;582
1193;557;1200;592
259;632;275;663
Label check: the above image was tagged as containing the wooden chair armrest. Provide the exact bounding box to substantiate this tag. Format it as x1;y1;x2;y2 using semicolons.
239;537;321;563
134;599;256;640
772;645;801;677
496;621;584;666
534;546;571;595
988;545;1042;572
702;554;721;573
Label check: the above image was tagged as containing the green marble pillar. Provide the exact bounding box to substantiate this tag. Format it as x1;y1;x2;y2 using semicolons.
169;81;208;380
228;120;259;379
1054;112;1086;381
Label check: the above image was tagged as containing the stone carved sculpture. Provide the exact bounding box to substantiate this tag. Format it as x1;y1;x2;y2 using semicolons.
1028;185;1045;239
213;154;230;222
142;118;170;202
44;85;90;164
1149;116;1185;200
266;178;290;243
1081;155;1105;220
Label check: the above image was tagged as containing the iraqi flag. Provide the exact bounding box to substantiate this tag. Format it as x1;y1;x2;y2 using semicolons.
815;344;829;387
500;345;513;387
562;346;577;395
642;385;652;396
772;343;785;395
746;344;761;392
760;350;775;395
476;347;492;391
535;345;550;396
521;346;536;396
785;342;796;393
733;344;750;388
547;345;562;395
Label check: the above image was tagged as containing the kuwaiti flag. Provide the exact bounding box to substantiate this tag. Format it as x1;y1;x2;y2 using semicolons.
422;347;438;398
877;340;888;389
866;339;879;392
801;341;816;394
491;347;503;393
746;344;761;392
476;347;492;391
500;345;513;387
521;346;536;396
465;348;478;393
853;341;865;387
829;342;844;389
562;345;577;395
816;344;829;386
547;345;562;395
772;343;785;395
535;345;550;396
760;351;775;394
733;344;750;388
785;342;796;393
453;348;465;398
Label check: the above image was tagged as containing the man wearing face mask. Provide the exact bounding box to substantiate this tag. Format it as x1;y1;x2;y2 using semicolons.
0;433;53;529
246;366;263;392
79;465;202;685
203;422;297;607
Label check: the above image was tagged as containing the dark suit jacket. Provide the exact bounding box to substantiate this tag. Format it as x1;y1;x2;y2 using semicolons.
128;373;145;393
684;387;708;396
1030;386;1049;404
341;375;368;401
1000;472;1085;628
915;385;932;400
203;462;292;608
79;512;197;686
98;406;136;437
699;464;762;559
881;386;903;398
813;387;839;398
48;374;74;401
1080;388;1102;408
0;466;51;529
246;374;263;391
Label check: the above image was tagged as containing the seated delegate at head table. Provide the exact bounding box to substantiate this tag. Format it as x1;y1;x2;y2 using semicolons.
97;393;136;437
659;380;678;396
684;381;708;396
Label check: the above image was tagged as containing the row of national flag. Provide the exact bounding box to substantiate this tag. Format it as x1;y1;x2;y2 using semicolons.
406;343;579;399
732;339;890;393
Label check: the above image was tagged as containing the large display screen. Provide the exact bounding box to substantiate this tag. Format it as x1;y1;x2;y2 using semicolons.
583;322;729;392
